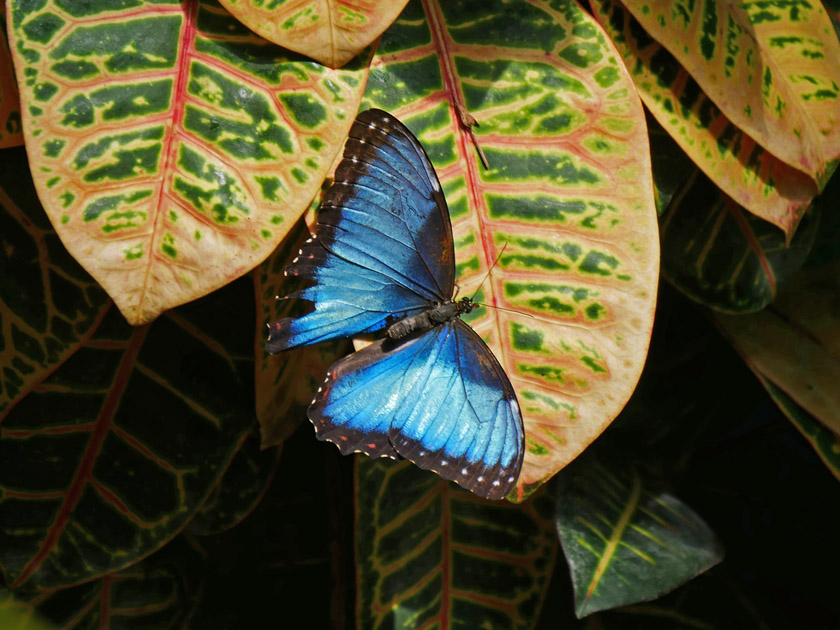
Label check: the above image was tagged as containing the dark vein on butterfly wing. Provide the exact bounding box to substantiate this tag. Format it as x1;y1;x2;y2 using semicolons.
333;196;448;301
329;382;388;445
324;335;430;409
321;180;448;301
335;141;452;300
316;225;438;301
293;311;393;347
453;324;485;429
408;328;460;453
351;122;433;187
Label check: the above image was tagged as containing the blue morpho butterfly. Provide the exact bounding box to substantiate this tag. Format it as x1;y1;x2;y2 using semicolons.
266;108;524;500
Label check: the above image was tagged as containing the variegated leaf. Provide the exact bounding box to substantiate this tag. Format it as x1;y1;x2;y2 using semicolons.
591;0;819;237
1;536;202;629
0;590;55;630
555;458;724;618
360;0;659;499
355;457;558;629
0;1;22;149
715;258;840;436
622;0;840;189
653;115;819;313
826;0;840;42
6;0;369;325
218;0;410;68
0;146;109;416
660;167;819;313
755;373;840;482
0;276;256;591
186;424;280;535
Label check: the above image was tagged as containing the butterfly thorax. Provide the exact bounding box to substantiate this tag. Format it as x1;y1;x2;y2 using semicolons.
386;297;475;340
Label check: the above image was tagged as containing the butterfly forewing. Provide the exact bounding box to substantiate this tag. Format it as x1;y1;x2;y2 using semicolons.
267;109;455;352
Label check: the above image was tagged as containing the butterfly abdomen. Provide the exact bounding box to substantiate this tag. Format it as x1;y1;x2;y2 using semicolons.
386;298;475;340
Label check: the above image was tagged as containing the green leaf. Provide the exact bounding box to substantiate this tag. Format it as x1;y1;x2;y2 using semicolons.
0;146;109;417
655;118;819;313
622;0;840;190
218;0;410;67
825;0;840;43
355;458;558;629
2;535;202;629
0;590;56;630
591;0;819;237
6;0;369;325
756;373;840;482
0;275;257;590
712;168;840;430
360;0;659;499
555;458;724;618
186;423;280;535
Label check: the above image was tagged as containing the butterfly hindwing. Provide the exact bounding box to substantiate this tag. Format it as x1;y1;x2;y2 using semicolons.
309;320;524;500
266;109;455;353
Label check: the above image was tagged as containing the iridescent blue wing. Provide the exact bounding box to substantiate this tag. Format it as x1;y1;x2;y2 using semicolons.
266;109;455;352
309;319;524;500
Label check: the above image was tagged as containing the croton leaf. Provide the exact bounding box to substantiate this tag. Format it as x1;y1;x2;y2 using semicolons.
218;0;410;68
0;1;22;149
356;0;659;499
355;457;558;629
555;457;724;618
5;0;369;325
714;260;840;436
591;0;819;237
186;423;280;536
254;213;348;449
0;590;56;630
0;274;257;591
654;117;819;313
0;146;109;417
826;0;840;42
620;0;840;189
2;535;202;629
755;373;840;482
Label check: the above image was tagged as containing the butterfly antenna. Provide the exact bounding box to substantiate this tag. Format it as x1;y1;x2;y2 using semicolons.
470;242;508;302
475;303;536;318
469;244;533;318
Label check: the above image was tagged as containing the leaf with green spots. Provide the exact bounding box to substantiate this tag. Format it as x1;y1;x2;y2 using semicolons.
355;457;558;629
555;457;724;618
1;536;202;629
362;0;659;499
6;0;370;325
617;0;840;194
254;215;348;449
218;0;410;68
591;0;821;238
655;117;819;312
0;274;257;591
0;146;109;417
186;424;280;535
0;4;22;149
